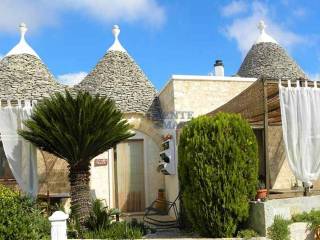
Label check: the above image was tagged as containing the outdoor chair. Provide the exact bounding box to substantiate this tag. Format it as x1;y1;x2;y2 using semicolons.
143;194;180;229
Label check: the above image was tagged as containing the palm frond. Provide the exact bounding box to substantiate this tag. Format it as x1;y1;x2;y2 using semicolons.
19;90;134;169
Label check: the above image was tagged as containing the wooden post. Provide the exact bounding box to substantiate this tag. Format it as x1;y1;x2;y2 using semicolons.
263;79;270;192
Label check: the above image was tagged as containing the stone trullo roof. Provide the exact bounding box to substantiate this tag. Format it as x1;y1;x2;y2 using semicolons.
75;25;162;120
0;54;65;99
237;21;307;80
0;23;65;100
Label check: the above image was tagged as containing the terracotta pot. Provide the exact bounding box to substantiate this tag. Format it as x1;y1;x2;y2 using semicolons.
256;189;268;200
158;189;165;200
155;189;167;211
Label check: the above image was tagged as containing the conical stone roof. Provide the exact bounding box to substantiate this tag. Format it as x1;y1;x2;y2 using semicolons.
237;21;307;80
0;54;65;100
0;23;65;100
75;26;162;120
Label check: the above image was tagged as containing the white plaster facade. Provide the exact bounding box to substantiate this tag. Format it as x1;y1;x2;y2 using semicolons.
89;126;164;211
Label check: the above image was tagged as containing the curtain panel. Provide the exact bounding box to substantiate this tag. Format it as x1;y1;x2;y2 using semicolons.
280;81;320;185
0;100;37;197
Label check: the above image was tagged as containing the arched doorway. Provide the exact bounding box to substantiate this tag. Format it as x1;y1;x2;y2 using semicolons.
114;131;145;212
113;130;164;213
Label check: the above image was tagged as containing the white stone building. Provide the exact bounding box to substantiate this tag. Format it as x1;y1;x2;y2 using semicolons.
0;20;315;218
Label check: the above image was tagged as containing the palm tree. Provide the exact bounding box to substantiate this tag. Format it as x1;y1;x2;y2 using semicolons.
19;90;134;227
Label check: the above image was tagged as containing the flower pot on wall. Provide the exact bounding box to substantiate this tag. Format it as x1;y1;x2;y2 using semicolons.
256;189;267;200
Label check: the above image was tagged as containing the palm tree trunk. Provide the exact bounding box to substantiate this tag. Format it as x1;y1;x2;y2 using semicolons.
69;168;92;228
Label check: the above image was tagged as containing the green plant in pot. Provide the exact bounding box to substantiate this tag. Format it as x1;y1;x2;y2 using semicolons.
256;178;267;200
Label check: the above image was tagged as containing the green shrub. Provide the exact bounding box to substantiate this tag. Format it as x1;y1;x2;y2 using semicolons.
178;113;259;237
36;198;65;216
267;216;292;240
0;184;50;240
85;199;119;231
292;209;320;232
82;222;143;239
237;229;259;239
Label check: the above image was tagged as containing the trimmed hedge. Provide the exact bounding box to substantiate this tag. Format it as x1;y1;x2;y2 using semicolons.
178;113;259;237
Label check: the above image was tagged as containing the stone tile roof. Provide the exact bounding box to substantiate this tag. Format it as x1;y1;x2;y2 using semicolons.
75;50;162;121
237;42;307;80
0;54;65;100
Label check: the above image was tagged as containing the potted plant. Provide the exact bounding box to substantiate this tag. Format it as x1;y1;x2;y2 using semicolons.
256;179;267;200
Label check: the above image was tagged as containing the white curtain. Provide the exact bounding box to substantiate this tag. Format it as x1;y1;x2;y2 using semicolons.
0;100;38;197
279;81;320;185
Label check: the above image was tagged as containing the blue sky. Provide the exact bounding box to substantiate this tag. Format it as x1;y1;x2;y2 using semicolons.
0;0;319;90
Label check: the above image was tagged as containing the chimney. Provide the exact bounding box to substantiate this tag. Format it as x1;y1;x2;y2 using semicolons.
214;60;224;77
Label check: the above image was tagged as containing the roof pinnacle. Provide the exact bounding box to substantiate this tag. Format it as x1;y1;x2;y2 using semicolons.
258;20;266;34
5;22;40;58
19;23;28;40
108;25;126;52
255;20;277;44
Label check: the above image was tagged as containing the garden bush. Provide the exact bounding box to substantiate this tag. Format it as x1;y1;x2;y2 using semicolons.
68;199;151;239
178;113;259;237
236;229;259;239
85;199;119;231
0;184;50;240
267;216;292;240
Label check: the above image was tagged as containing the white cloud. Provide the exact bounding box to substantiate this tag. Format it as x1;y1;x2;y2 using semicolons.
222;1;305;56
57;71;87;86
62;0;165;27
221;1;247;17
0;0;165;33
0;0;58;33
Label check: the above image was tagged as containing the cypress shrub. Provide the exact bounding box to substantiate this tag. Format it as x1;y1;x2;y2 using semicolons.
178;113;259;237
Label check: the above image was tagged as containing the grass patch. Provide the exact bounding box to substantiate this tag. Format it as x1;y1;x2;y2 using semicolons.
82;222;143;239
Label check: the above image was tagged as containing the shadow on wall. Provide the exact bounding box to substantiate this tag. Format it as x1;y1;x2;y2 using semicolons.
268;126;320;189
268;126;287;189
37;151;70;195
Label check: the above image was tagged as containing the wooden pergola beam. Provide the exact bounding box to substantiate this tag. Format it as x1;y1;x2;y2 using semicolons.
263;79;270;192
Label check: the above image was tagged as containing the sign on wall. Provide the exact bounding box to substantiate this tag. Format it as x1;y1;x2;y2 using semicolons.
94;159;108;167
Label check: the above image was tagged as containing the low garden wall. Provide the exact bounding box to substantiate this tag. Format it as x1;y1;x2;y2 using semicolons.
70;238;266;240
142;238;266;240
248;195;320;236
289;222;313;240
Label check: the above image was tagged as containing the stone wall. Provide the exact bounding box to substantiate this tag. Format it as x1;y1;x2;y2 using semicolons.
172;78;255;117
248;195;320;236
